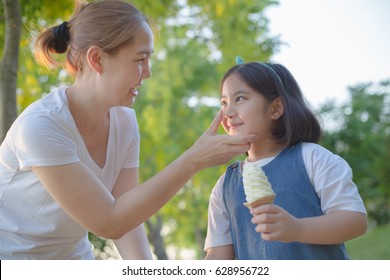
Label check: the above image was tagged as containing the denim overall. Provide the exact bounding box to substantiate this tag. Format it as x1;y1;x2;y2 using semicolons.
222;143;349;259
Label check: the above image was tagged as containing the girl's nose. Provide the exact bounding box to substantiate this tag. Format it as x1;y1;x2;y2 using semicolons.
223;106;236;118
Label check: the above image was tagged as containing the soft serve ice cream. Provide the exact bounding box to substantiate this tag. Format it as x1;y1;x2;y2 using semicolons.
242;162;275;208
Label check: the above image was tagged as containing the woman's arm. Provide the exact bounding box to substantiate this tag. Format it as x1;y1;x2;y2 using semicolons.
114;224;152;259
32;112;256;239
112;168;152;259
204;245;235;260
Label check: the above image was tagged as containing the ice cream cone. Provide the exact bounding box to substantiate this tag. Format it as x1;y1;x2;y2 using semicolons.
243;193;275;209
242;162;276;209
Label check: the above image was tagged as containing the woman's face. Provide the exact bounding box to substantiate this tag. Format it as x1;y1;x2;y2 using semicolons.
100;21;154;107
220;72;275;141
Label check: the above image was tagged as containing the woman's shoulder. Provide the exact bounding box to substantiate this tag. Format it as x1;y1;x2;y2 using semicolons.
109;107;139;148
112;106;136;115
110;106;137;124
16;88;70;127
7;88;76;148
16;87;70;126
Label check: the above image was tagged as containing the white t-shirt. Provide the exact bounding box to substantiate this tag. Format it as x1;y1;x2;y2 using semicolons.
0;87;140;259
204;142;367;250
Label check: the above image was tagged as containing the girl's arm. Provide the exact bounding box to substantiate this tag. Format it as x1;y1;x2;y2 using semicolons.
32;112;256;239
295;210;367;244
250;204;367;244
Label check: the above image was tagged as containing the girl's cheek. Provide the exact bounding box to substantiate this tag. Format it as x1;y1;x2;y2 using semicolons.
221;118;230;134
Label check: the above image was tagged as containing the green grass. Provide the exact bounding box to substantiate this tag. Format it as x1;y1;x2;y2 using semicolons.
346;224;390;259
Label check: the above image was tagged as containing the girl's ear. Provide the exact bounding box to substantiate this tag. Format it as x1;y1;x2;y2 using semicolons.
86;46;103;75
270;96;284;120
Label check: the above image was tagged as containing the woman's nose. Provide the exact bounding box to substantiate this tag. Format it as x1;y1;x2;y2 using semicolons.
143;63;152;79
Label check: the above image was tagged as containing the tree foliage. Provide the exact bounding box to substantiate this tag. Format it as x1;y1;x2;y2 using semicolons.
16;0;74;111
319;80;390;225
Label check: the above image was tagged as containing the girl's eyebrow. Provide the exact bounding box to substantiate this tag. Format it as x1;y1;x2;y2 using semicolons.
221;90;250;99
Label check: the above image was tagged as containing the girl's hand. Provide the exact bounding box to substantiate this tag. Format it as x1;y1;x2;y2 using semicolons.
250;204;300;243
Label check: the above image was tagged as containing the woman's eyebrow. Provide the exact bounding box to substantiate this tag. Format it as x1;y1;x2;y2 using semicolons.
136;50;154;56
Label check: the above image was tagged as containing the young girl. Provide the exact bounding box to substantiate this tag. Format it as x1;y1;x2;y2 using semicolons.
0;1;255;259
204;57;367;260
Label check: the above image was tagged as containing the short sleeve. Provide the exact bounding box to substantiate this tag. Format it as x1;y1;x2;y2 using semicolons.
123;111;140;169
110;107;140;169
302;143;366;215
204;173;233;251
12;113;79;170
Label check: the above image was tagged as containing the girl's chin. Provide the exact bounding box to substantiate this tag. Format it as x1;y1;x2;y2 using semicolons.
228;131;240;136
228;128;243;135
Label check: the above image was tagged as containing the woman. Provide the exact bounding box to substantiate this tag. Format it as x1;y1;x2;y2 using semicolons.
0;1;255;259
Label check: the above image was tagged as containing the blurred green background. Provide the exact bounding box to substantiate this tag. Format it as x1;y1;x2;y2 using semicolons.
1;0;389;259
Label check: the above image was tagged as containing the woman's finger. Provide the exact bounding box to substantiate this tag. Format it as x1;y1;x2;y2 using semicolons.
204;110;223;136
218;134;257;146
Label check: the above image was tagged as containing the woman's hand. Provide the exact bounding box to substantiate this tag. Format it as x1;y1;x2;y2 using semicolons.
250;204;300;243
185;110;257;170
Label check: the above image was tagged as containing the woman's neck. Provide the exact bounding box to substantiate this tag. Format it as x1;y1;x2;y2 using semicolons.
66;85;109;133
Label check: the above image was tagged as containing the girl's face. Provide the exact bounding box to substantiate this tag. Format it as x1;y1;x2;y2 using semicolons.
100;21;154;107
221;72;278;142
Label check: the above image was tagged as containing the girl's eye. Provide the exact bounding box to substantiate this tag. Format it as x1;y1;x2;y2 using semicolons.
220;100;227;107
236;96;246;102
137;59;144;64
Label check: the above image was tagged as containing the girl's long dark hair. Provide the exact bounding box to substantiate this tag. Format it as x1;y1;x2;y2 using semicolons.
221;62;322;146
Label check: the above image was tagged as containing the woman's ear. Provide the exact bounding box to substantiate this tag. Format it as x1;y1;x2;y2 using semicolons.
86;46;103;75
270;96;284;120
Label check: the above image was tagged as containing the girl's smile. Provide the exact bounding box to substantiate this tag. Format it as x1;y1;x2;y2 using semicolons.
226;121;244;131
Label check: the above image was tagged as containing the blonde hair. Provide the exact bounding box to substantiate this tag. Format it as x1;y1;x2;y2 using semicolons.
34;0;148;75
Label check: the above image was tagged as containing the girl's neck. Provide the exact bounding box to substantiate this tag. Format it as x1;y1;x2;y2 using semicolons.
246;141;284;162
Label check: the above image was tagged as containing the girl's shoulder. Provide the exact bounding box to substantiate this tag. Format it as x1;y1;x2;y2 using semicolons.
301;142;338;161
301;142;351;178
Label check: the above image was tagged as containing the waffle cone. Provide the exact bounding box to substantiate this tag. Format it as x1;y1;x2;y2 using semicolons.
243;194;275;209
